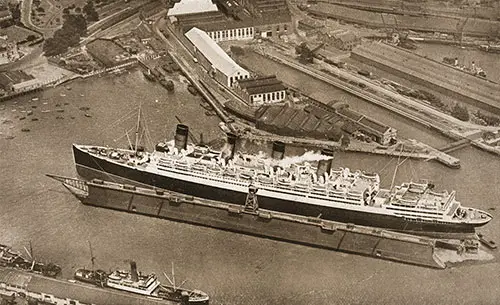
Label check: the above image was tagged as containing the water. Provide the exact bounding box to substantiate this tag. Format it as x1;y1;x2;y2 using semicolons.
412;44;500;84
0;68;499;305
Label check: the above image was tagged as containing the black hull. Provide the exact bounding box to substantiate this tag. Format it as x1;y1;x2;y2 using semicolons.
73;146;477;235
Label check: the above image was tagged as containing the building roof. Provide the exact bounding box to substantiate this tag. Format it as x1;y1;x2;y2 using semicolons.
358;116;391;134
333;32;358;43
183;18;255;32
238;75;280;88
237;75;286;94
167;0;219;17
12;78;40;90
256;10;291;25
247;83;286;95
0;71;35;89
185;27;247;76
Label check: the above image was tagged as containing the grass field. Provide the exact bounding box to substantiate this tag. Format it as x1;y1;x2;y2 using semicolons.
0;26;41;44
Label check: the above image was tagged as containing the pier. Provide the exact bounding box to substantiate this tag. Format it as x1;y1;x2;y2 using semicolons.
439;138;472;154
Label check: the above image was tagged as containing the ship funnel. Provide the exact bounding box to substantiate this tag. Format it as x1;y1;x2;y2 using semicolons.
316;149;334;179
271;141;285;160
174;124;189;151
224;133;238;159
130;261;139;282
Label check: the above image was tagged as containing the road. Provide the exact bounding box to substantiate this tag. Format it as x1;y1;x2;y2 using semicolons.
20;0;58;36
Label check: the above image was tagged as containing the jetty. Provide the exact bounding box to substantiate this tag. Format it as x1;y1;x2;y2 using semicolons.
48;174;491;270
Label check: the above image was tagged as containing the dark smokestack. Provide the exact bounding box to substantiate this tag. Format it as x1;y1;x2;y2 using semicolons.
130;261;139;282
174;124;189;151
316;149;334;179
271;141;285;160
225;133;238;159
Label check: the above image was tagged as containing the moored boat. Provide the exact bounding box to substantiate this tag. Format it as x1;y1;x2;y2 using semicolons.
73;261;209;305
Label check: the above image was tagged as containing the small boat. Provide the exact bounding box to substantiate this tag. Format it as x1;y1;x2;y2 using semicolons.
477;233;497;249
32;97;39;101
187;85;197;95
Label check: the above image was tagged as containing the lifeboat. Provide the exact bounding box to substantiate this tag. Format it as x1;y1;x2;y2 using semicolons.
256;173;273;184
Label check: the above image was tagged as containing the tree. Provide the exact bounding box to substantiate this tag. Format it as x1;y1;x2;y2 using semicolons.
83;1;99;22
43;14;88;56
451;103;469;121
340;133;350;148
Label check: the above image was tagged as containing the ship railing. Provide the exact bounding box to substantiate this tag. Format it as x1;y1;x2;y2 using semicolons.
47;175;89;193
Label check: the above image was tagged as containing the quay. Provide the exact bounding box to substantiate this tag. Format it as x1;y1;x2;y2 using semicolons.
0;267;177;305
439;139;472;154
250;48;461;168
49;174;479;270
351;42;500;115
237;127;457;166
306;3;500;39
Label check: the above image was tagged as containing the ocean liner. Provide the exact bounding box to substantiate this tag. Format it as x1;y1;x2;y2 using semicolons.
73;124;492;237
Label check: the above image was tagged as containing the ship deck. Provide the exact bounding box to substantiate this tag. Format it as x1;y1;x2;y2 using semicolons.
0;267;177;305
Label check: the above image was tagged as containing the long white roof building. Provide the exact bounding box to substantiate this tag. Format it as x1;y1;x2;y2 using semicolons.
185;27;249;80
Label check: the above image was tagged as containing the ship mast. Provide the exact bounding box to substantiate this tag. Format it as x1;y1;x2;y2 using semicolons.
134;106;141;155
390;144;404;190
88;240;96;271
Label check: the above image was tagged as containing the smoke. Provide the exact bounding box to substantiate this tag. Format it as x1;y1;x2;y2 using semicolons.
274;151;333;168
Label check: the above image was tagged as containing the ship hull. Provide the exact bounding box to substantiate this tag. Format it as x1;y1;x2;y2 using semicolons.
73;145;477;236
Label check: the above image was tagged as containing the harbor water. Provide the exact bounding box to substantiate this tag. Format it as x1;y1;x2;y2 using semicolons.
0;67;499;305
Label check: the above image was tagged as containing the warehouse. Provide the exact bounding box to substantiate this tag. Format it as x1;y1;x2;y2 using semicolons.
185;27;249;87
234;75;287;106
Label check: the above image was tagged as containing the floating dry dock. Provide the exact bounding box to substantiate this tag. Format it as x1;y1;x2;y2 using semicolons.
48;175;454;269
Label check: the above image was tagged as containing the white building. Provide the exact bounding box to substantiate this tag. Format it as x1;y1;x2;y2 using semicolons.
234;75;287;106
167;0;219;21
206;25;255;43
185;27;250;87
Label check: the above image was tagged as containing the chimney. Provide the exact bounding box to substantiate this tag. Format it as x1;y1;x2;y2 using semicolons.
130;261;139;282
174;124;189;151
316;149;334;179
454;57;458;66
225;133;238;159
271;141;285;160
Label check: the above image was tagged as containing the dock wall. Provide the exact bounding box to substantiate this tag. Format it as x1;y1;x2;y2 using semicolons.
351;43;500;115
82;181;445;269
